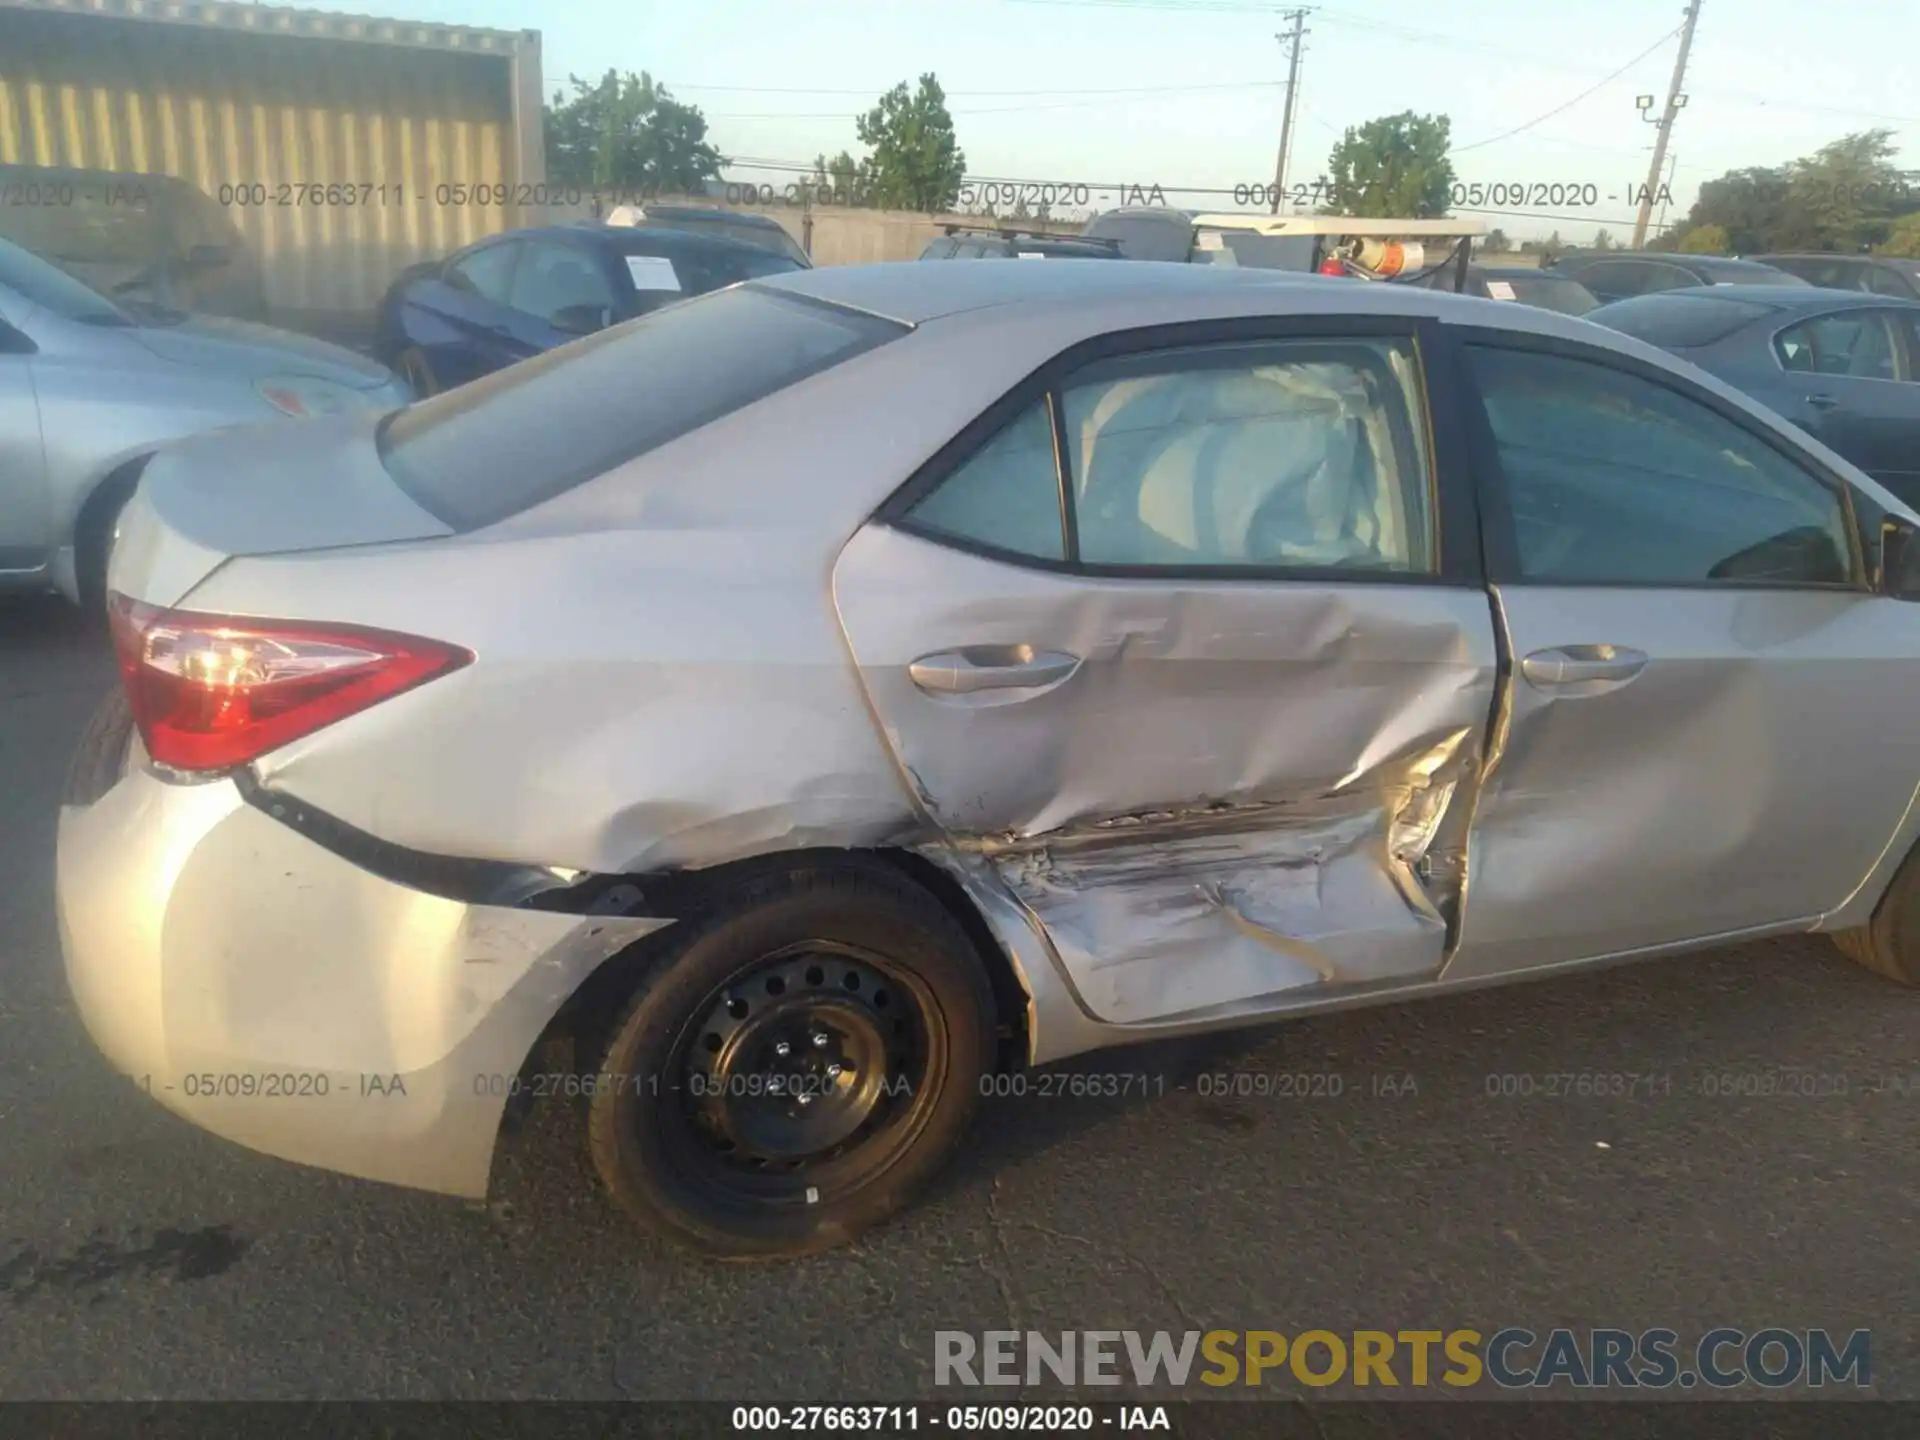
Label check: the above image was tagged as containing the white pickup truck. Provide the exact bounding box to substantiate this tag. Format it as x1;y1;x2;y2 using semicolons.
1082;209;1488;289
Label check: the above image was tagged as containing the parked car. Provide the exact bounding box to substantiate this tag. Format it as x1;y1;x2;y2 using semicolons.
1445;265;1599;316
1749;253;1920;300
1587;285;1920;508
918;225;1124;260
62;259;1920;1263
1546;250;1807;303
1081;209;1486;288
374;223;805;394
0;237;407;607
0;164;268;322
601;204;813;267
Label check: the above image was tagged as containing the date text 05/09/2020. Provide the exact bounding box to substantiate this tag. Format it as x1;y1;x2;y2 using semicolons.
1228;180;1677;211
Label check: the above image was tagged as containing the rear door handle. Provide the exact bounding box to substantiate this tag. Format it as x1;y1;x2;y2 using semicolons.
908;646;1081;695
1520;644;1648;690
1806;393;1840;410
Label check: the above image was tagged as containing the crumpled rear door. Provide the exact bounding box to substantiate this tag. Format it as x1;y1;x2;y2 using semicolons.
834;318;1501;1027
835;526;1498;1026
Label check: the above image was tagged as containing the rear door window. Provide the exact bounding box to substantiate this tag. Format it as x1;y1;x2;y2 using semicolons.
1774;310;1900;379
379;285;905;531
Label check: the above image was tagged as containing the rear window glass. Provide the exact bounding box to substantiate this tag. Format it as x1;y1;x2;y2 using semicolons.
624;243;800;305
378;285;904;531
1083;214;1192;262
1496;276;1599;316
1587;293;1773;348
1703;260;1808;285
1192;231;1320;271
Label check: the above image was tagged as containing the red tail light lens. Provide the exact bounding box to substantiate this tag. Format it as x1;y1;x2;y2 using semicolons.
108;594;472;773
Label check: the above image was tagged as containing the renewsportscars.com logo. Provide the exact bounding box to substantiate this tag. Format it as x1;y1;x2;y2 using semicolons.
934;1328;1872;1390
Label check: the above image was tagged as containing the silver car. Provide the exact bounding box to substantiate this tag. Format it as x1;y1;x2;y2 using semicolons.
56;260;1920;1260
0;238;410;605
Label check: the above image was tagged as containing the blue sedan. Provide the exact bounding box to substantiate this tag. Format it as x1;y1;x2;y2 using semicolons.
1589;285;1920;508
374;222;805;394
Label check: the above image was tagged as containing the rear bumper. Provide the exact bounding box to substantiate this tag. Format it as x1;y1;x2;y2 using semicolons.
56;750;668;1198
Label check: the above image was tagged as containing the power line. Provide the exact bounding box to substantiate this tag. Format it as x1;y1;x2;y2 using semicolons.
1452;24;1684;154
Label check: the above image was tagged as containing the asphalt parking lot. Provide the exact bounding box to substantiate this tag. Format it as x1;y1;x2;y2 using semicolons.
1;592;1916;1406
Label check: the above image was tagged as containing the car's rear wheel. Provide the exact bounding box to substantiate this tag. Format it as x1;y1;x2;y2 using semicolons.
586;862;994;1259
397;347;439;398
1831;841;1920;985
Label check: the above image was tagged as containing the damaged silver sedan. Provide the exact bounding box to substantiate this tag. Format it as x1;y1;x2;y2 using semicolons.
57;259;1920;1259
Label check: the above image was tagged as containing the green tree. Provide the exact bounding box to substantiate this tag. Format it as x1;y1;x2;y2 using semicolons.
1482;227;1510;253
1682;130;1917;253
850;74;967;212
546;70;725;195
1678;223;1730;254
1785;129;1911;252
1592;228;1616;250
1683;165;1790;252
1317;111;1454;218
1877;212;1920;258
795;151;864;206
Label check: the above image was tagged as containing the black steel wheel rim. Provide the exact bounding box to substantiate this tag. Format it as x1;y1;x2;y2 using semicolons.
658;941;944;1208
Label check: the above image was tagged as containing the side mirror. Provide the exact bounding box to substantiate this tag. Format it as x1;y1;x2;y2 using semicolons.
550;303;612;335
1879;517;1920;598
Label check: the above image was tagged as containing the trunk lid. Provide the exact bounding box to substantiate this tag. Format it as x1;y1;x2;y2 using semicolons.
108;413;454;609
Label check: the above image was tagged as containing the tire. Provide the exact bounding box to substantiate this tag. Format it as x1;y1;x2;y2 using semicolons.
586;861;995;1260
1831;843;1920;985
64;688;136;807
397;347;439;398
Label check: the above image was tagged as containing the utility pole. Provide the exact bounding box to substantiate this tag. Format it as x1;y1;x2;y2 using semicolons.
1633;0;1701;248
1269;9;1310;215
1653;150;1679;241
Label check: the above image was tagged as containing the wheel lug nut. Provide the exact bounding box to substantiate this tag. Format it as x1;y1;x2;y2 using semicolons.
774;1041;791;1057
827;1064;844;1079
797;1092;813;1106
812;1032;830;1048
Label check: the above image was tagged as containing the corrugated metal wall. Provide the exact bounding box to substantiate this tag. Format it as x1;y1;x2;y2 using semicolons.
0;6;528;323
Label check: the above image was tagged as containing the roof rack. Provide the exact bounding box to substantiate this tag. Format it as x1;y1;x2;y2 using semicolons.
940;224;1122;248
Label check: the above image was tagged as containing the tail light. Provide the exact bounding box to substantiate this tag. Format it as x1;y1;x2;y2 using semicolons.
108;594;472;773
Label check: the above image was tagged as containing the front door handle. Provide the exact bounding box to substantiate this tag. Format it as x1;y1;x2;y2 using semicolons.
908;645;1081;695
1520;644;1648;690
1806;393;1840;410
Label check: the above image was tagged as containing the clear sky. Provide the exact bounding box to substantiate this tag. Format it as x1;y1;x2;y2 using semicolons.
322;0;1916;242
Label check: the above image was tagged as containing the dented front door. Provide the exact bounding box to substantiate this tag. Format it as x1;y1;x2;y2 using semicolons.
834;528;1498;1025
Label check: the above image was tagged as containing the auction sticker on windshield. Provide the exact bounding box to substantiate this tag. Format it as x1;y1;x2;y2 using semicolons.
1486;280;1518;300
626;255;683;291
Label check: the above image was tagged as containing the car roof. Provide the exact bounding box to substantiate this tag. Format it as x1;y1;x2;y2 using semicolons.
752;257;1635;334
489;223;782;261
1088;206;1200;221
1755;252;1920;274
1610;283;1920;312
1557;251;1781;271
618;205;789;232
1475;266;1580;279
